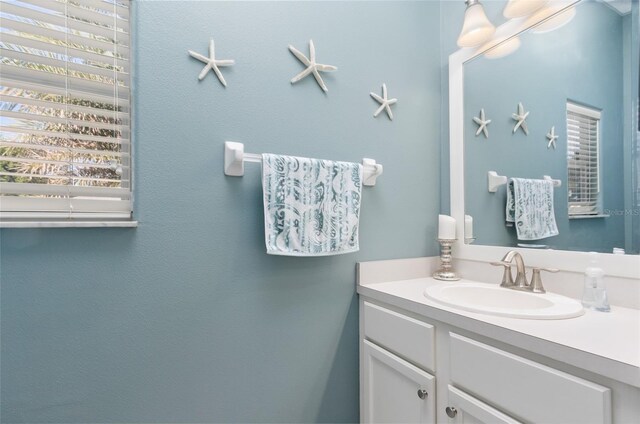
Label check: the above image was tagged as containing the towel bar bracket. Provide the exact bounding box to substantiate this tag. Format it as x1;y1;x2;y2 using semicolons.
224;141;245;176
488;171;508;193
487;170;561;193
543;175;561;187
224;141;383;187
362;158;383;187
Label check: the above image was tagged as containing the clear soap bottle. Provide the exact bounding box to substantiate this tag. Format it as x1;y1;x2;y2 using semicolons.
582;252;610;312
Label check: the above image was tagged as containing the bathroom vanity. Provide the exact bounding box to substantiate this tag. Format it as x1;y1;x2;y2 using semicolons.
362;2;640;422
357;257;640;424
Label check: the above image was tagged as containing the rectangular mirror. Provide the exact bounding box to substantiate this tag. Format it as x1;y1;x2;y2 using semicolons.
462;0;639;254
449;0;640;278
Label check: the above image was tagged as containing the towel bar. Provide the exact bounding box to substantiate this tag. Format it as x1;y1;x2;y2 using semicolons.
224;141;383;187
487;171;561;192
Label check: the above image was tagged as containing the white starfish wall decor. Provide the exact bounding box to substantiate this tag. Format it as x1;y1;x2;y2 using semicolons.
370;83;397;120
289;40;337;92
473;108;491;138
512;102;530;135
546;126;558;149
188;38;235;87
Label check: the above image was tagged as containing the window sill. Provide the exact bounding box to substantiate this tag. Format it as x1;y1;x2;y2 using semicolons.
0;221;138;228
568;214;609;220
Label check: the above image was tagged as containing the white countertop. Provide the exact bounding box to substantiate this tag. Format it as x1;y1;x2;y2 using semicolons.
358;277;640;388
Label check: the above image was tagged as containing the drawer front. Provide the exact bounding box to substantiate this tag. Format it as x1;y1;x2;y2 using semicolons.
363;301;435;372
447;385;521;424
449;333;611;424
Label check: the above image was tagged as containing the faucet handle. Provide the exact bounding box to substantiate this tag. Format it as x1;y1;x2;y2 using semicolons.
529;267;558;294
490;261;515;288
540;267;559;273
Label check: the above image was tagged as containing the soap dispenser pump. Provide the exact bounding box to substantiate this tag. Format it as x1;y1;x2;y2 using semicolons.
582;252;610;312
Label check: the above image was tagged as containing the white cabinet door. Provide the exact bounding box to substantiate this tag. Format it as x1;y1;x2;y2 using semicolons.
362;340;435;424
445;385;521;424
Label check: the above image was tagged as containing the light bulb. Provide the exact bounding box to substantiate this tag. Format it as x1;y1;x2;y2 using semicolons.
529;4;577;33
503;0;549;19
457;0;496;48
484;36;522;59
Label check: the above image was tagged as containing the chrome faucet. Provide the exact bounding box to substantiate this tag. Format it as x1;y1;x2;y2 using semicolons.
491;250;558;294
501;250;527;288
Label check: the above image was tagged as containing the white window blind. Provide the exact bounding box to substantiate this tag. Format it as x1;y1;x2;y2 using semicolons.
567;102;601;216
0;0;131;221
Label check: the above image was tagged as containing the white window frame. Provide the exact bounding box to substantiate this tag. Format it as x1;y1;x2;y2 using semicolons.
566;102;602;218
0;0;136;228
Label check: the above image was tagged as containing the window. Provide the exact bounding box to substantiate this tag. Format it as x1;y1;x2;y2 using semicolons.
0;0;132;224
566;102;601;217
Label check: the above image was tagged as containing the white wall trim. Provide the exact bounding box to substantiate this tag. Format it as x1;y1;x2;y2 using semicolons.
567;101;603;119
0;221;138;228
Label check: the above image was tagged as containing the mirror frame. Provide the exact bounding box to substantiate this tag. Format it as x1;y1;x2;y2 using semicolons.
449;0;640;278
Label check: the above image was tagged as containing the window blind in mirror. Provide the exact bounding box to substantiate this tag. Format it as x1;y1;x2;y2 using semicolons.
0;0;131;221
566;102;600;216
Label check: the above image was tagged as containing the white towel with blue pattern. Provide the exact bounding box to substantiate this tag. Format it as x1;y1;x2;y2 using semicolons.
262;154;363;256
506;178;559;240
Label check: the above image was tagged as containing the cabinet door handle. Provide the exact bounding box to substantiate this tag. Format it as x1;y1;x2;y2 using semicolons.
417;389;428;400
445;406;457;418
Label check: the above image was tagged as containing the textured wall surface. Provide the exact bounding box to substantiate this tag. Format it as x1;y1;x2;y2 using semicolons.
0;1;442;423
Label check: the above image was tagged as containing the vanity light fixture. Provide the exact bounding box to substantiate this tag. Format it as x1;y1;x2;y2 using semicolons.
457;0;496;48
480;23;522;59
483;36;521;59
503;0;548;19
529;3;577;34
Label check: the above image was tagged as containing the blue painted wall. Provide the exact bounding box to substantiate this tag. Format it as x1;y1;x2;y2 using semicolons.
463;1;627;253
0;1;442;422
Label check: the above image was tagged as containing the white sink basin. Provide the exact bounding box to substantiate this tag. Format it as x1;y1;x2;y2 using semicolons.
424;281;584;320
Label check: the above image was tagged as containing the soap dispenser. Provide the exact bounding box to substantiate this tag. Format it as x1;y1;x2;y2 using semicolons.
582;252;610;312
